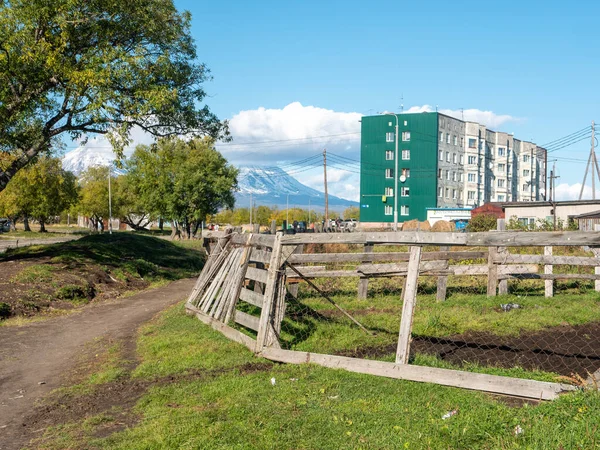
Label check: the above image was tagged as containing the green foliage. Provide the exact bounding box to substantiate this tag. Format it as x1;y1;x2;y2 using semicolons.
10;264;55;283
343;206;359;219
506;215;579;231
0;0;227;190
125;138;238;237
0;302;10;319
466;213;498;232
0;157;78;230
76;166;115;230
55;284;92;301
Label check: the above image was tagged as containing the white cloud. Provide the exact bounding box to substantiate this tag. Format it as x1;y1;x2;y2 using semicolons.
555;183;600;201
403;105;518;129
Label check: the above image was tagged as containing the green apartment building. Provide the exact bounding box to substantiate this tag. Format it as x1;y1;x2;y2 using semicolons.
359;112;547;224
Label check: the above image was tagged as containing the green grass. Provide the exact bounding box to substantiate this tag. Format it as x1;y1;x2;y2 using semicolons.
2;233;205;283
35;303;600;450
10;263;56;283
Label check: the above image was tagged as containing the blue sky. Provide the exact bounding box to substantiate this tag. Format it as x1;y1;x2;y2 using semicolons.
68;0;600;201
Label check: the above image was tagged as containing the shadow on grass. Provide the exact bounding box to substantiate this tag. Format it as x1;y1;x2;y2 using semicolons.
1;233;205;280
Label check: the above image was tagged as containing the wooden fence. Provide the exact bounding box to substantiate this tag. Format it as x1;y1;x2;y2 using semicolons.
186;230;600;400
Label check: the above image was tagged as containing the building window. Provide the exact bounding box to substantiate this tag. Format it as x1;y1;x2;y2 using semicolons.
522;184;530;192
385;150;394;160
446;134;451;144
384;187;394;197
401;168;410;178
439;132;443;142
402;149;410;160
401;205;410;216
439;150;443;161
523;154;530;163
468;173;476;182
498;147;505;156
468;190;476;200
445;188;450;199
498;163;506;172
453;153;457;164
452;189;457;199
460;137;464;147
468;138;477;149
452;172;457;181
385;168;394;178
460;155;464;164
438;187;443;197
438;168;442;179
497;194;505;201
404;120;408;126
523;169;530;177
401;186;410;197
445;170;450;180
385;132;395;143
498;179;505;188
453;135;458;146
468;155;477;165
384;205;393;215
459;173;464;182
446;152;450;162
402;131;411;142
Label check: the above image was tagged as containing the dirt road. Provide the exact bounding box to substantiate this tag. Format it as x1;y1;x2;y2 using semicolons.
0;277;196;450
0;236;80;253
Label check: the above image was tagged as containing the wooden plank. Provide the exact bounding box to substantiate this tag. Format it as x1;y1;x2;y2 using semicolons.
497;248;508;295
487;247;498;297
466;231;600;247
287;245;303;299
222;235;254;323
185;304;256;351
591;248;600;292
249;248;272;265
451;264;539;276
545;246;553;298
281;232;468;246
396;245;422;364
289;251;487;264
436;246;449;302
259;348;575;401
256;233;284;351
504;273;600;280
201;230;228;240
239;287;264;308
234;310;260;331
286;269;359;278
358;260;447;275
231;233;276;248
246;266;269;284
492;253;600;266
358;244;373;300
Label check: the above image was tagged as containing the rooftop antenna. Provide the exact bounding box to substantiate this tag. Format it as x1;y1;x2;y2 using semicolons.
578;121;600;200
460;108;464;120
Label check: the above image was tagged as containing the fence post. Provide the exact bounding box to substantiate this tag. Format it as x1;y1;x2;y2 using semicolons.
592;249;600;293
270;220;277;235
287;245;304;299
357;244;374;300
487;246;498;297
436;245;449;301
396;245;422;364
497;247;508;295
544;246;554;297
255;233;284;352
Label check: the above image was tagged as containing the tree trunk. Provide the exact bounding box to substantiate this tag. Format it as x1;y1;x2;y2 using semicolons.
23;215;31;232
192;221;201;238
99;219;104;232
9;216;17;231
39;218;47;232
170;221;181;240
184;220;191;240
159;217;164;231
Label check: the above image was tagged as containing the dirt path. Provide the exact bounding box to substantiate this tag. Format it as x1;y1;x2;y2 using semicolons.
0;236;80;253
0;277;196;450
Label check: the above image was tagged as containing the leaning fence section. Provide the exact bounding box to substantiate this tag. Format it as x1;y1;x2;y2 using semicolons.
186;230;600;400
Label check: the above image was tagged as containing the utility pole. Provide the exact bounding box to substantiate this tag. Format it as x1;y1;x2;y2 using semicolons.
578;121;599;200
108;164;112;235
323;149;329;229
549;161;560;230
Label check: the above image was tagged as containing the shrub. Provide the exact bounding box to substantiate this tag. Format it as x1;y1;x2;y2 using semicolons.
466;214;498;232
0;302;11;319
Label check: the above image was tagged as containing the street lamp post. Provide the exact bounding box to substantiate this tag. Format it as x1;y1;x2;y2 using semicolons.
384;113;399;231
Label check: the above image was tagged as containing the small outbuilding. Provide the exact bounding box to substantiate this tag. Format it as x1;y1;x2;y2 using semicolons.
573;210;600;231
471;202;505;219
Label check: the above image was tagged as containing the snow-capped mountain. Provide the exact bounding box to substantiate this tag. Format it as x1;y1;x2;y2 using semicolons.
62;146;128;175
61;148;357;211
235;166;357;210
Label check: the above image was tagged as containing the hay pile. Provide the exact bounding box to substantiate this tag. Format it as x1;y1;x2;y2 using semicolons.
431;220;455;232
400;220;431;231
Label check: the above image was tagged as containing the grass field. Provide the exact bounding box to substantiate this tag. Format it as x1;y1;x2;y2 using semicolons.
33;303;600;450
0;233;205;322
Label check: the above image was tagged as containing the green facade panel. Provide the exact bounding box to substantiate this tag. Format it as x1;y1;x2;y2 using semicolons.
359;113;439;223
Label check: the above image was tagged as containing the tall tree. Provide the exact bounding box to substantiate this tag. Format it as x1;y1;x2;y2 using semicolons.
0;157;78;231
0;0;228;191
126;138;238;239
76;165;115;231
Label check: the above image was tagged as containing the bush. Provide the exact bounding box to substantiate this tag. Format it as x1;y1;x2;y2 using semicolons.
466;214;498;232
55;284;94;301
0;302;11;319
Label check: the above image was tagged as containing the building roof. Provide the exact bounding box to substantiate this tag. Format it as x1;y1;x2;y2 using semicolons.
573;210;600;219
502;200;600;209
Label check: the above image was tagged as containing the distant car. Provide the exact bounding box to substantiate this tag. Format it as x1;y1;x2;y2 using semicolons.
0;219;11;233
